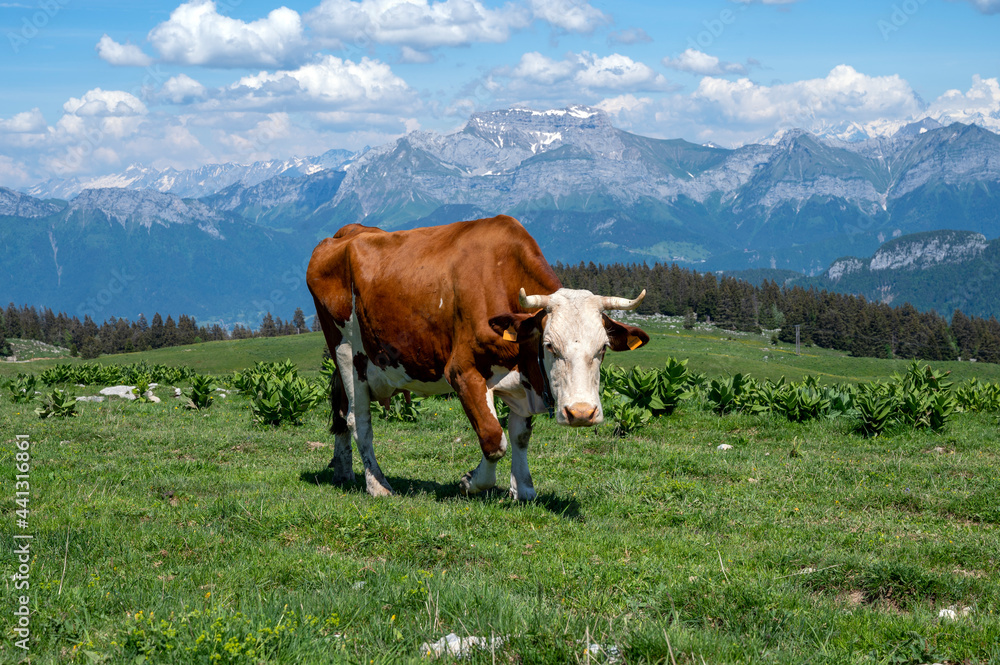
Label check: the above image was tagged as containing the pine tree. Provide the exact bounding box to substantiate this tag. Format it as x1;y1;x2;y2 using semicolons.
292;308;306;333
258;313;278;337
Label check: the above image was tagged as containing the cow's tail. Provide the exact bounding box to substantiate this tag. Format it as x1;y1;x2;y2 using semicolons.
329;367;349;435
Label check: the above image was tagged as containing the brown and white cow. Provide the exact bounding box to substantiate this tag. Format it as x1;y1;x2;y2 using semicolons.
306;215;648;500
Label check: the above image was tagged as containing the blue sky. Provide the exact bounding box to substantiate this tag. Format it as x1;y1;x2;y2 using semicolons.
1;0;998;187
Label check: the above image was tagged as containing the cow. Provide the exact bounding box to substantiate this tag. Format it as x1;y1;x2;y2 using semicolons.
306;215;649;500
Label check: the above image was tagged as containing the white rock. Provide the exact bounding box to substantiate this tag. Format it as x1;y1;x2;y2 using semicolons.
717;444;733;451
75;396;105;402
939;608;957;620
420;633;504;659
100;385;136;400
174;387;182;397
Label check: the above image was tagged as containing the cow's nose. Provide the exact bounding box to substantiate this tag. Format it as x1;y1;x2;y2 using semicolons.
563;402;599;427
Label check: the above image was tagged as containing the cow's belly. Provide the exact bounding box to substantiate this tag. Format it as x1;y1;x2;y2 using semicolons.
366;362;453;400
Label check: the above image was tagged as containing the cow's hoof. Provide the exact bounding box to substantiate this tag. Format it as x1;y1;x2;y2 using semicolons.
510;486;537;502
364;471;394;497
459;470;495;496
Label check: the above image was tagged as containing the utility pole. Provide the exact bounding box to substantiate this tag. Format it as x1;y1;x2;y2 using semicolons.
795;325;801;356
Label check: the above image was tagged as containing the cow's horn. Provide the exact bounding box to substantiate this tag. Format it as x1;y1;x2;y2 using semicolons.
601;289;646;311
519;288;550;310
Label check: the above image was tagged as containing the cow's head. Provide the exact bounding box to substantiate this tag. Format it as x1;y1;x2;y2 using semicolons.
490;288;649;427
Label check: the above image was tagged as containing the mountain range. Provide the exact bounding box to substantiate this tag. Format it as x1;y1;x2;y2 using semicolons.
4;105;1000;324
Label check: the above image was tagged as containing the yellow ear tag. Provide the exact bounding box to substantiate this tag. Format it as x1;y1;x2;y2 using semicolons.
627;335;643;350
503;326;518;342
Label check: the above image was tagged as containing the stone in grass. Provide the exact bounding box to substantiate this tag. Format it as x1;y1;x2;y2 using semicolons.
717;443;733;451
420;633;505;659
75;396;105;403
939;606;973;620
99;385;161;403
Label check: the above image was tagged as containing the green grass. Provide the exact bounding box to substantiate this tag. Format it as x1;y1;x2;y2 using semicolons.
1;325;999;663
0;333;328;379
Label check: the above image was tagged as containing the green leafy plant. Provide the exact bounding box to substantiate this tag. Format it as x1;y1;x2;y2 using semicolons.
35;388;77;419
372;393;430;423
855;391;895;437
250;373;325;426
608;399;652;437
132;374;154;403
4;373;38;403
185;374;216;410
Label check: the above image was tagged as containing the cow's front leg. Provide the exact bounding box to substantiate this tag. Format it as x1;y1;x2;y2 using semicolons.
507;411;536;501
453;373;507;496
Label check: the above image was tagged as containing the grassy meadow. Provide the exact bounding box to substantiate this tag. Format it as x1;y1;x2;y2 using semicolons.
1;318;999;663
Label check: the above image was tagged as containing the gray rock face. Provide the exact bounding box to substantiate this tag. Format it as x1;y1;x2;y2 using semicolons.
0;186;60;217
67;188;227;237
869;231;988;271
25;149;359;200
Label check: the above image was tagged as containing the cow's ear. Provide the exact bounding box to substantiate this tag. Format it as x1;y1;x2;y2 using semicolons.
603;315;649;352
490;310;545;343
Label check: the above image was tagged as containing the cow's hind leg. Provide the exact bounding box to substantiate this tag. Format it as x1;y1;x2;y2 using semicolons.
507;412;536;501
326;369;354;485
336;345;394;497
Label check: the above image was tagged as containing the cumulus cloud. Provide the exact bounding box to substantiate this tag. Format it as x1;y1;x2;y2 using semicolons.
527;0;610;32
95;34;154;67
158;74;209;104
504;51;672;95
662;49;747;76
307;0;530;50
928;75;1000;123
223;55;415;112
607;27;651;46
690;65;921;127
148;0;307;68
0;108;47;133
63;89;148;117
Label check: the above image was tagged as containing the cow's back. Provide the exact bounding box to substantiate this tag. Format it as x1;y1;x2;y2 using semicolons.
307;215;560;381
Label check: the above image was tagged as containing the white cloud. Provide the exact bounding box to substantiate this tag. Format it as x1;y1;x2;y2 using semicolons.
954;0;1000;14
607;27;651;46
399;45;435;63
928;75;1000;124
224;55;415;112
662;49;746;76
95;34;153;67
63;89;148;117
157;74;209;104
527;0;609;32
506;51;672;94
0;108;47;133
148;0;306;68
307;0;530;50
691;65;921;127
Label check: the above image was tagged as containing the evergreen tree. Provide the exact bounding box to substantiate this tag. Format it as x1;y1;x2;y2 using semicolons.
292;308;306;333
150;313;165;349
258;313;278;337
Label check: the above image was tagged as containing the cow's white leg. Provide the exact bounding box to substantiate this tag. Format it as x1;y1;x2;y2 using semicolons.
327;369;354;484
458;387;506;495
507;411;536;501
337;343;393;497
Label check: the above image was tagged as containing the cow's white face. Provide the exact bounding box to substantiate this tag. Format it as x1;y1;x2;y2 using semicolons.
525;288;647;427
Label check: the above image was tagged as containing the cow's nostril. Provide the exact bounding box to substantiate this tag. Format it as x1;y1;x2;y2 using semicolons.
565;402;599;426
